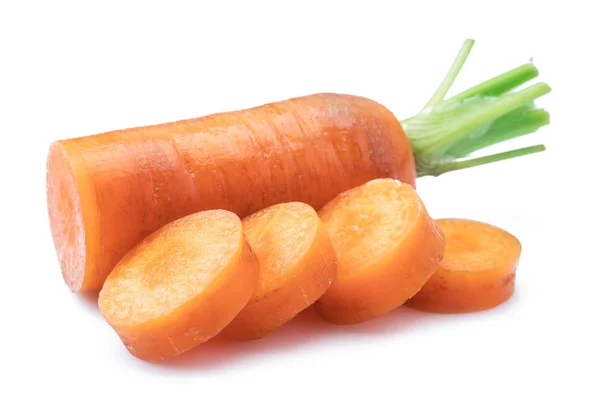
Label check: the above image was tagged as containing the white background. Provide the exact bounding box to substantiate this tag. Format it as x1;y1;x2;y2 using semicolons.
1;1;598;399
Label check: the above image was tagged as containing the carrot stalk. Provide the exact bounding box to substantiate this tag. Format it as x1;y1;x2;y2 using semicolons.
422;38;475;109
446;107;550;158
447;62;541;101
402;39;552;177
426;144;546;177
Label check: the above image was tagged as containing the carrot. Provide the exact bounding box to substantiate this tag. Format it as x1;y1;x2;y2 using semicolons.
98;210;259;362
313;178;445;324
222;202;337;341
47;39;551;291
405;218;521;313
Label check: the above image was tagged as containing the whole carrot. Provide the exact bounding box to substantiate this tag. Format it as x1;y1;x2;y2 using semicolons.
47;39;551;291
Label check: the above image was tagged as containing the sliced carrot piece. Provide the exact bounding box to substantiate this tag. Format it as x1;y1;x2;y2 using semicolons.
222;202;337;341
405;218;521;313
314;178;445;324
98;210;259;361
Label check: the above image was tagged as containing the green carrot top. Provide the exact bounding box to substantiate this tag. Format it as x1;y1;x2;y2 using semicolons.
402;39;551;177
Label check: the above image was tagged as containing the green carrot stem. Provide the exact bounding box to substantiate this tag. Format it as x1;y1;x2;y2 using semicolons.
422;82;551;154
422;145;546;177
447;108;550;158
423;39;474;109
447;62;540;102
400;39;552;178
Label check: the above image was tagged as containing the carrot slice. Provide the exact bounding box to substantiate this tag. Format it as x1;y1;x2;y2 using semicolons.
405;218;521;313
314;178;445;324
98;210;259;361
222;202;337;341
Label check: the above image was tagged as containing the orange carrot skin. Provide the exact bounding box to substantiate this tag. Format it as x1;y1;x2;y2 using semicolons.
405;218;521;313
222;202;337;341
47;93;416;292
98;210;259;361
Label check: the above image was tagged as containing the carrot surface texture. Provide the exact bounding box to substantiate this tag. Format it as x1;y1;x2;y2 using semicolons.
314;178;445;324
405;218;521;313
98;210;259;362
222;202;337;341
47;39;551;291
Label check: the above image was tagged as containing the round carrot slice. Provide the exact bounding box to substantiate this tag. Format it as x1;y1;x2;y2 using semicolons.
222;202;337;341
314;178;445;324
405;218;521;313
98;210;259;361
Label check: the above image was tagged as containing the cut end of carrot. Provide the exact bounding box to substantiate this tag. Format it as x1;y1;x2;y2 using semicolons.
222;202;337;341
406;218;521;314
98;210;259;361
46;141;87;292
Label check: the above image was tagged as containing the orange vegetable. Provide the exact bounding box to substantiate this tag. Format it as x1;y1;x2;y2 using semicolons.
98;210;259;362
314;178;445;324
47;40;551;293
222;202;337;341
47;93;415;292
405;218;521;313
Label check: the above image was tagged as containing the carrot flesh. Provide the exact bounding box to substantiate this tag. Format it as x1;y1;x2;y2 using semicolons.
222;202;337;341
46;142;89;290
47;93;415;292
314;178;445;325
405;218;521;313
98;210;259;361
